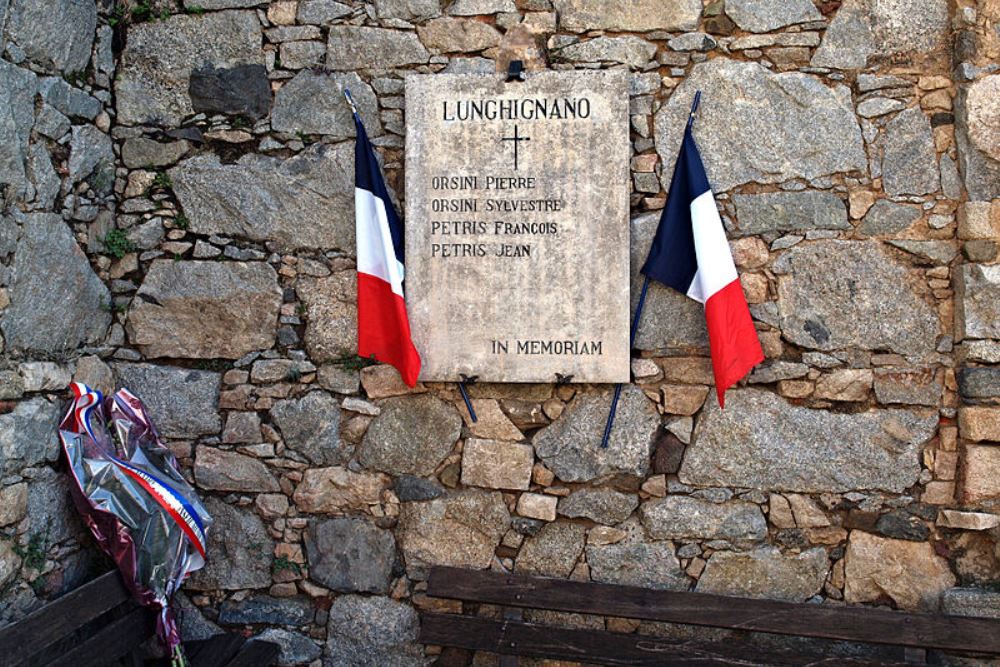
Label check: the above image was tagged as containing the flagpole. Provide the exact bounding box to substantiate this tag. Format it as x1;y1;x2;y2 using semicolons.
600;275;650;448
458;378;477;423
343;88;358;117
600;90;702;449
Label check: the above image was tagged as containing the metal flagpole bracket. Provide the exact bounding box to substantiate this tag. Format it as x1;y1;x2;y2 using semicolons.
343;88;359;116
506;60;525;82
459;374;478;423
687;90;702;129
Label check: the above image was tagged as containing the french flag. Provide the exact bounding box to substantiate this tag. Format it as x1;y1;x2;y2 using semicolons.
641;118;764;407
352;99;421;386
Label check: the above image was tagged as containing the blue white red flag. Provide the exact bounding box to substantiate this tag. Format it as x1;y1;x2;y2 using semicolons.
353;103;421;386
641;124;764;407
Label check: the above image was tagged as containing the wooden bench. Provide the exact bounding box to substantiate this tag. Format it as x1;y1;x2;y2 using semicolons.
0;570;280;667
419;566;1000;666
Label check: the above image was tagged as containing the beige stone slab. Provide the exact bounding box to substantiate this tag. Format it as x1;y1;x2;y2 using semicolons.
405;70;630;383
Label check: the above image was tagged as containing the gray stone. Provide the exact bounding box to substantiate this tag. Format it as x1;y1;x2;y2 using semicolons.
965;341;1000;364
187;497;273;590
534;385;658;482
940;154;962;200
882;108;939;197
279;41;325;70
256;629;322;667
552;0;701;32
325;595;423;667
37;77;99;120
875;509;929;541
183;0;263;8
272;70;380;138
127;220;165;251
679;389;938;493
857;96;905;118
417;17;502;53
127;260;281;359
964;75;1000;163
587;518;689;590
375;0;440;20
667;33;716;52
0;61;35;201
942;588;1000;619
959;368;1000;400
956;85;1000;201
188;64;271;121
1;214;110;355
359;395;462;476
297;0;353;24
393;475;444;502
874;368;941;406
450;0;515;14
176;593;223;641
26;143;59;209
811;0;950;70
219;595;315;626
441;57;495;74
0;540;19;589
857;74;912;92
857;200;921;236
558;488;639;525
553;36;656;69
25;466;80;544
0;397;61;476
6;0;95;73
34;104;70;139
19;361;71;392
299;271;356;362
271;391;347;466
748;361;809;384
887;240;957;265
655;60;866;192
113;363;222;438
516;521;586;578
957;264;1000;340
725;0;821;32
0;483;28;527
116;11;262;126
774;240;937;355
639;496;767;545
733;191;849;237
194;446;279;493
170;142;353;251
397;491;509;570
696;547;829;602
631;212;708;350
68;125;114;194
121;138;190;169
305;518;396;594
326;27;429;70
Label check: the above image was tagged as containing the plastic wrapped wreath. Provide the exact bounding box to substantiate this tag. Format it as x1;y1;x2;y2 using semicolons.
59;382;212;666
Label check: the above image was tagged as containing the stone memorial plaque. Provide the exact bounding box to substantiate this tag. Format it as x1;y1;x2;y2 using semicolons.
405;70;630;383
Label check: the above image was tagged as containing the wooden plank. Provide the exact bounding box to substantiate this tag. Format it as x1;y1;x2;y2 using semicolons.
223;640;281;667
425;567;1000;655
499;606;522;667
419;613;909;667
433;647;474;667
187;634;247;667
46;606;152;667
0;571;132;667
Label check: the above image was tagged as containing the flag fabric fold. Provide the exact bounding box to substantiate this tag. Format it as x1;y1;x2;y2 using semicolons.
353;110;421;386
641;123;764;407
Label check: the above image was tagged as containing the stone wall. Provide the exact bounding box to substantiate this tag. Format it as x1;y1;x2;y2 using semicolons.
1;0;1000;665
